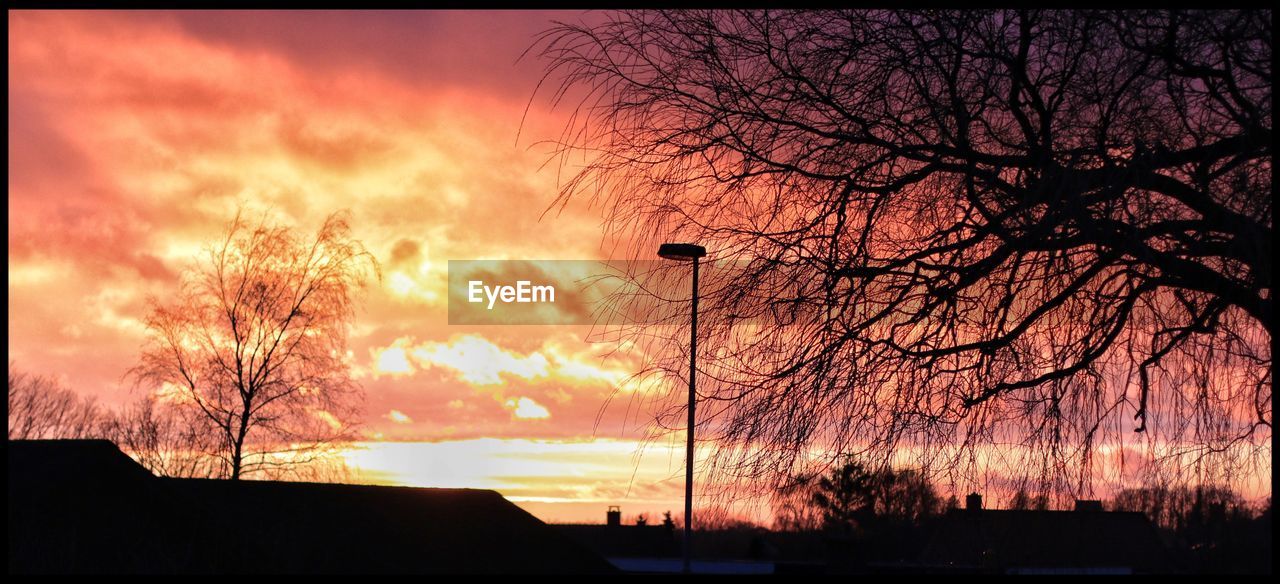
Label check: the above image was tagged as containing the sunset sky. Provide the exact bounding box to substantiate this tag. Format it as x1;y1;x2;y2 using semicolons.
8;10;1270;525
8;9;700;523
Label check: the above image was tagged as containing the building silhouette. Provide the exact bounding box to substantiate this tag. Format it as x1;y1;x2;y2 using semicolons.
8;440;614;574
915;494;1174;574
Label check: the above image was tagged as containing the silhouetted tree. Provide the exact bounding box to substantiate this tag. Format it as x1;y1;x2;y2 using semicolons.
1008;487;1050;511
810;461;876;533
773;475;825;532
102;395;223;478
131;210;378;479
1110;483;1250;533
776;459;941;533
944;494;961;511
1111;484;1267;573
8;363;109;440
693;504;763;531
538;9;1271;494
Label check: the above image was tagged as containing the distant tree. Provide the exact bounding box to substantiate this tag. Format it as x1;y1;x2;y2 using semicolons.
811;461;876;533
693;505;763;531
662;510;677;531
538;10;1271;493
1009;487;1050;511
1110;483;1250;533
8;363;108;440
873;467;943;521
944;494;961;511
773;475;825;531
778;458;942;533
130;210;378;479
1111;484;1267;573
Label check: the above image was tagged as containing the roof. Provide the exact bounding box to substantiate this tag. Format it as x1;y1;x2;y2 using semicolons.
8;440;615;574
917;507;1175;574
553;524;681;558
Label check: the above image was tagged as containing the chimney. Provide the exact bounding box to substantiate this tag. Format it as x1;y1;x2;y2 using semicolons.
966;492;983;511
1074;500;1103;512
606;505;621;527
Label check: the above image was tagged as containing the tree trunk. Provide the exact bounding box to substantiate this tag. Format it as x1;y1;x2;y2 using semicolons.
230;438;243;480
230;411;250;480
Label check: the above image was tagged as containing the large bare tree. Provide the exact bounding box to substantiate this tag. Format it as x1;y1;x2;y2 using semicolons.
132;210;378;479
536;10;1271;495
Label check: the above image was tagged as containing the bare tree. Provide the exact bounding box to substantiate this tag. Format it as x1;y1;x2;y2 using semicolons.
1110;483;1251;532
536;10;1271;496
131;210;378;480
103;396;223;478
1008;487;1050;511
8;363;108;440
1110;483;1268;572
773;478;824;532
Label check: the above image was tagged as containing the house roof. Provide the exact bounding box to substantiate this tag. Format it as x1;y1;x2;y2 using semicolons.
8;440;615;574
917;507;1175;574
553;524;681;558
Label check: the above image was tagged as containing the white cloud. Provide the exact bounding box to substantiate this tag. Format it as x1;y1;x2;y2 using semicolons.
505;397;550;420
385;409;413;424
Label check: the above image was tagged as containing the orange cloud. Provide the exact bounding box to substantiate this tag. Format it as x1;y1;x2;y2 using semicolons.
7;11;684;523
8;10;621;410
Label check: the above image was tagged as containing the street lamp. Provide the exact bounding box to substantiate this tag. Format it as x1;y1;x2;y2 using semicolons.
657;242;706;574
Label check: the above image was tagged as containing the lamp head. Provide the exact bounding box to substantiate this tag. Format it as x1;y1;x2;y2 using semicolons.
657;243;707;261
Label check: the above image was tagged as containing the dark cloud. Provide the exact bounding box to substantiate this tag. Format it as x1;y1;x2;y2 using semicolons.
389;238;422;265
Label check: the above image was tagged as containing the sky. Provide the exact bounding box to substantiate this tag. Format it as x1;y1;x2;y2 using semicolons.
8;9;708;524
7;10;1270;524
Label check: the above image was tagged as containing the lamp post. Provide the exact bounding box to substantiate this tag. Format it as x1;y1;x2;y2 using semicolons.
657;242;706;574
